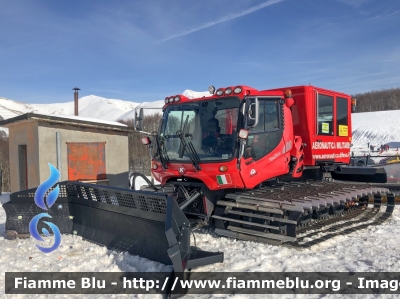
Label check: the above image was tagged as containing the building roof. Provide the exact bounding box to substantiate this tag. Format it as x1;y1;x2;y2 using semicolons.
0;113;135;133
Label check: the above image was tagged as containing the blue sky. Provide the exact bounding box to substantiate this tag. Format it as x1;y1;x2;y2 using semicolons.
1;0;399;104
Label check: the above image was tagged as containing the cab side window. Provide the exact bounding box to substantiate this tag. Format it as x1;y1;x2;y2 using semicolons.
336;97;348;136
249;99;279;132
317;94;333;135
245;98;282;160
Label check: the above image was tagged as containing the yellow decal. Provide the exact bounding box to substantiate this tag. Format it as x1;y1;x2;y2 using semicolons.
321;123;329;134
339;125;348;137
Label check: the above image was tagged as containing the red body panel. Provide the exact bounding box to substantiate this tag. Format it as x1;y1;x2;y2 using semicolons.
152;159;245;190
269;86;352;166
240;146;290;189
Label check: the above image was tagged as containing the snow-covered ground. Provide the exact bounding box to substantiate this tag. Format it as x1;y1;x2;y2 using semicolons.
0;193;171;299
351;110;400;159
352;110;400;149
1;192;400;299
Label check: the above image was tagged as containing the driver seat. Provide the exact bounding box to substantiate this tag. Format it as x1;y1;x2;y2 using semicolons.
202;118;221;151
204;118;220;138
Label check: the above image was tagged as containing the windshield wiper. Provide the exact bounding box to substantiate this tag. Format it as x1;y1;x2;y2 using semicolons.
176;131;201;171
176;116;201;170
178;115;190;158
152;131;169;169
186;138;201;170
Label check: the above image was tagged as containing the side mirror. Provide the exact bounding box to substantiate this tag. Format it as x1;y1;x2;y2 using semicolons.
246;98;259;128
135;108;144;131
141;136;151;145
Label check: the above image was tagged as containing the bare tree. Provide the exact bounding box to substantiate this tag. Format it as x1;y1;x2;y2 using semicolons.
0;137;10;192
353;88;400;113
118;113;162;175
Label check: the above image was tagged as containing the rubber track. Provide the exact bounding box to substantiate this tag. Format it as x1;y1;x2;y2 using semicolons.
296;207;372;237
212;180;395;247
291;195;394;248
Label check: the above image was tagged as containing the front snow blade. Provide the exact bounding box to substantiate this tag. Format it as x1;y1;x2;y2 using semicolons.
329;166;387;183
3;181;223;273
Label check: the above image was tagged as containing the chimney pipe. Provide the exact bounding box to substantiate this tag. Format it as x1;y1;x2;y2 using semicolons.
73;87;80;116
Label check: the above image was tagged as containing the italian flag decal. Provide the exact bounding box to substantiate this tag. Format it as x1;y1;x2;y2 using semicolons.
216;174;232;185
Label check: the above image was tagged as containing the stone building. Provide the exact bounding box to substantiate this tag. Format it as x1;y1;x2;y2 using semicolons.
0;113;132;192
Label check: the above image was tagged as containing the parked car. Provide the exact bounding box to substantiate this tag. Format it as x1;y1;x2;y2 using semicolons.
350;156;376;167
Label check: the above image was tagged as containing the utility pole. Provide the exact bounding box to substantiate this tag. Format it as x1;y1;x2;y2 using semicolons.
73;87;80;116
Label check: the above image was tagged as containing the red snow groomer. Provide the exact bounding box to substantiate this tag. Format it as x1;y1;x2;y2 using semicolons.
3;85;394;281
132;84;393;246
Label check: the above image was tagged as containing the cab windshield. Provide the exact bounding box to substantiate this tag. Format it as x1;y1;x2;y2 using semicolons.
157;97;240;162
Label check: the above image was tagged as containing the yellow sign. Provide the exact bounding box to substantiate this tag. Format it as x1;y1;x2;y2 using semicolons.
321;123;329;134
339;125;348;136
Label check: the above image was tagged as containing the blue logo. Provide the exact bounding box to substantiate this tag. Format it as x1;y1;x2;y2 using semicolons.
29;163;62;253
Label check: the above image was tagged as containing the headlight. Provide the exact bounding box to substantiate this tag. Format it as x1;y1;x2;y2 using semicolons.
234;86;242;94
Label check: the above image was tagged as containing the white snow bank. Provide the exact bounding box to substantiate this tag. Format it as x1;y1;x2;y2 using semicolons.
352;110;400;148
0;193;10;204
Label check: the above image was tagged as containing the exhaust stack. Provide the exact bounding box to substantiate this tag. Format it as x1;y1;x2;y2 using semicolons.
73;87;80;116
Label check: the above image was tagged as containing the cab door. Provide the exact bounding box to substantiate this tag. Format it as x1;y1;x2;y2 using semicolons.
314;91;351;164
314;92;336;163
334;95;351;164
239;97;288;188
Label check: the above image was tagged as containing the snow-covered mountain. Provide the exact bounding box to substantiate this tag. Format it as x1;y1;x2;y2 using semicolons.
352;110;400;148
0;95;144;136
0;90;213;135
0;89;211;123
0;95;140;122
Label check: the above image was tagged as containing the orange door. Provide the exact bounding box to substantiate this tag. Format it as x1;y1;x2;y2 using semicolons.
67;142;106;180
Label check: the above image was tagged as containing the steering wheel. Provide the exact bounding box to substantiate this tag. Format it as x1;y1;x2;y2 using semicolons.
202;134;219;147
